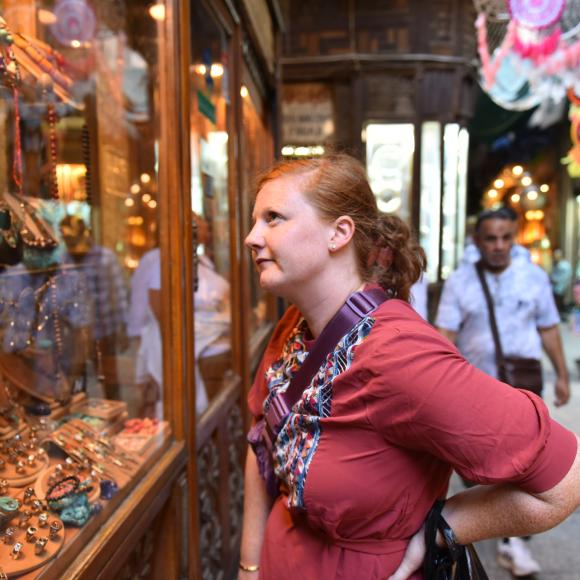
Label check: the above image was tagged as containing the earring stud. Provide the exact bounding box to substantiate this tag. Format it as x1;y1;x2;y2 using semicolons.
330;243;336;251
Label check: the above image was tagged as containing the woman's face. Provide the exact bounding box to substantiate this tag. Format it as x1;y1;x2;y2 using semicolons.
245;176;335;297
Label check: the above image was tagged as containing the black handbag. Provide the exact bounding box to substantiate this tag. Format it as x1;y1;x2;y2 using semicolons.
424;500;489;580
475;261;543;396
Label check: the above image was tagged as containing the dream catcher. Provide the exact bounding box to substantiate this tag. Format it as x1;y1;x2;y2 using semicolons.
474;0;580;109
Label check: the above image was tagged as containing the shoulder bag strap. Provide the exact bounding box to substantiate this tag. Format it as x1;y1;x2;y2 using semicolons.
475;261;506;372
265;287;389;432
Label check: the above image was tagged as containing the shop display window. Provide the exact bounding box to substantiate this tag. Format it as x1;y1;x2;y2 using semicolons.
0;1;172;574
441;124;469;279
365;123;414;223
419;121;442;282
189;1;235;412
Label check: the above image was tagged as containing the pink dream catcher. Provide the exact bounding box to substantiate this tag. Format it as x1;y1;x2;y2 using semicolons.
509;0;566;61
476;0;580;92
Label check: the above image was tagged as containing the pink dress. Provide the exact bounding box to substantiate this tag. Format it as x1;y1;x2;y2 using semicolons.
248;299;577;580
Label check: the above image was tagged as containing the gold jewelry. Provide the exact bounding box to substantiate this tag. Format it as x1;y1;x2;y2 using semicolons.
239;562;260;572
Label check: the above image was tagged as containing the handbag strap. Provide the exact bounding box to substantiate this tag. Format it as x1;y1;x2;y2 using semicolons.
265;287;389;433
475;261;506;370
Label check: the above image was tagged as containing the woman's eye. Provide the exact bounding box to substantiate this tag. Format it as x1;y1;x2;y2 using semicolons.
266;212;282;224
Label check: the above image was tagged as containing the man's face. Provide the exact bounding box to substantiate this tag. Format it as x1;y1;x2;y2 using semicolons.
474;218;515;272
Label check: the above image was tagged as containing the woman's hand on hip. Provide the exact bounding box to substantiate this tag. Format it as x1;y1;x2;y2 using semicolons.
388;526;425;580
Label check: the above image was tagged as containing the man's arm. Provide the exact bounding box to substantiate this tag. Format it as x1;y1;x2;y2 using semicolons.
437;327;457;344
538;324;570;406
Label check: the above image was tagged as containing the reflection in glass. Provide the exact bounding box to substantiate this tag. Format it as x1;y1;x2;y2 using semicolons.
419;122;441;283
189;0;234;411
365;123;414;222
242;84;273;335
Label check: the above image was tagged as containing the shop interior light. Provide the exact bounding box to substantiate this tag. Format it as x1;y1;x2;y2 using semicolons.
37;9;57;25
240;85;249;98
140;173;151;184
70;40;81;48
488;189;498;198
511;193;521;203
142;193;152;203
294;146;310;156
512;165;524;176
525;210;544;220
521;175;532;187
540;183;550;192
194;64;206;75
527;190;538;200
148;200;158;209
281;146;294;156
210;64;224;78
149;3;165;21
130;184;141;194
493;178;505;189
124;198;135;207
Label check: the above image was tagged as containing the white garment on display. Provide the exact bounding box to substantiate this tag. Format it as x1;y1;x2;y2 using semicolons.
135;253;231;416
127;248;160;338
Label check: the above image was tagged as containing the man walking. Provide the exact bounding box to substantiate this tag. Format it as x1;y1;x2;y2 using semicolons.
436;207;570;577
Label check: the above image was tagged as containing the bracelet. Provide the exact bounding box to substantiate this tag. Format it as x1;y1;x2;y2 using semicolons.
239;562;260;572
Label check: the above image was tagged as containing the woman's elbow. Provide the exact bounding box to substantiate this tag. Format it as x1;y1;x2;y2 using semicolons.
535;435;580;527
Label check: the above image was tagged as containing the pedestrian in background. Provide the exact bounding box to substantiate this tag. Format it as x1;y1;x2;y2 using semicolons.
436;206;571;577
551;248;573;318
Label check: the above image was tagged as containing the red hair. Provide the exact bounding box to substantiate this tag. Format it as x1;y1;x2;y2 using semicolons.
256;154;426;301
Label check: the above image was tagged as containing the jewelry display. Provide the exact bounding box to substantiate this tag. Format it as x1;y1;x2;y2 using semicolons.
0;507;64;575
0;430;49;486
113;417;170;455
73;398;127;421
49;419;140;489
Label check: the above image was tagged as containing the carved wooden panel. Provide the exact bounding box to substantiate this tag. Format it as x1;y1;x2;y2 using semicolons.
364;74;416;119
284;0;350;56
282;0;477;60
197;391;245;580
198;436;224;580
227;405;244;541
117;525;156;578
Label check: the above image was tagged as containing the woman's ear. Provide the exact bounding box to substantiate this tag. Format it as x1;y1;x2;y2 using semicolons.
330;215;356;251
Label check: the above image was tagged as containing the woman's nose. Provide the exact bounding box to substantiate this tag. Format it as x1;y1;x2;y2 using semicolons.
244;223;263;249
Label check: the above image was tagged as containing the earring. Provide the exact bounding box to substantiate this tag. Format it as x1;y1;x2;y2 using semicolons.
330;243;336;251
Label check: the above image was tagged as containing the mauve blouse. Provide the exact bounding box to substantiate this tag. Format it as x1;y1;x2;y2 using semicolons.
248;299;577;580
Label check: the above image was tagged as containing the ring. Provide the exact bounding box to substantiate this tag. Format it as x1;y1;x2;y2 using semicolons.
38;512;49;527
24;487;35;503
10;542;23;560
26;526;37;543
49;520;62;540
2;527;14;544
35;536;48;555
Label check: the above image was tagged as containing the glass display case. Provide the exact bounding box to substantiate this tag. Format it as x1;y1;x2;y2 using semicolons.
0;1;188;577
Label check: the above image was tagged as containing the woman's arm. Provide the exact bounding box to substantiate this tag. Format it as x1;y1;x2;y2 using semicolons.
390;435;580;580
238;445;272;578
